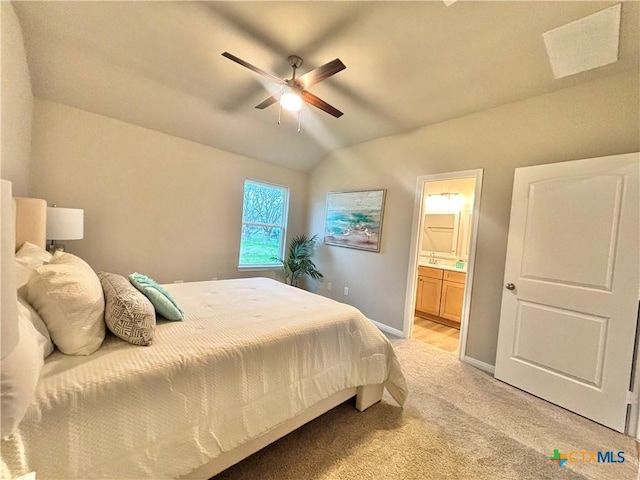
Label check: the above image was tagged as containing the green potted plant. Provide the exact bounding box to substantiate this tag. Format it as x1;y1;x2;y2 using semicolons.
273;234;323;287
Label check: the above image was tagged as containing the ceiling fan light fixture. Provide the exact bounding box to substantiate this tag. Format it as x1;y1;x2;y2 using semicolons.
280;91;302;112
222;52;345;119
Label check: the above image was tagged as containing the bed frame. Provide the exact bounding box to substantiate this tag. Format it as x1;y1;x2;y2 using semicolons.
10;195;384;479
183;384;384;479
14;196;47;251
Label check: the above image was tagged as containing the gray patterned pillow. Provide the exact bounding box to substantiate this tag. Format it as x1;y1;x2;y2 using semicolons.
98;272;155;346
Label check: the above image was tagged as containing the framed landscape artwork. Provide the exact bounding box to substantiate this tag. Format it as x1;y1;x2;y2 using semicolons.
323;189;386;252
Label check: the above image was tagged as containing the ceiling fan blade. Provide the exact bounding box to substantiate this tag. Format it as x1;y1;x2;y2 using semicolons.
222;52;285;85
301;91;343;118
255;96;279;109
297;59;346;89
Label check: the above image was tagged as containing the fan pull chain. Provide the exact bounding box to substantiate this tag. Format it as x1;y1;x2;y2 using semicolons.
297;107;302;133
277;85;284;125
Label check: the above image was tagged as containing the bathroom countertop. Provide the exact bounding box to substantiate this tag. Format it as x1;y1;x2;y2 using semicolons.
418;262;467;273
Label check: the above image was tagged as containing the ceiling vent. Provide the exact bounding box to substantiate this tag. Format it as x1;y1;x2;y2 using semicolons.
543;3;621;79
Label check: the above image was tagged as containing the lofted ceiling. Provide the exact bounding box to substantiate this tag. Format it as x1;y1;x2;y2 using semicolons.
13;1;640;171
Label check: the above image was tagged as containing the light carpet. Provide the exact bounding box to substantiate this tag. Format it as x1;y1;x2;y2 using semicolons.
215;338;639;479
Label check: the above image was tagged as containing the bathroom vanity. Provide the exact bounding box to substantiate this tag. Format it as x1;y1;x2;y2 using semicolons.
415;264;466;328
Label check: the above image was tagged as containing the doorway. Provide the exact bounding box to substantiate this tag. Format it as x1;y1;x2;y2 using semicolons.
403;169;483;362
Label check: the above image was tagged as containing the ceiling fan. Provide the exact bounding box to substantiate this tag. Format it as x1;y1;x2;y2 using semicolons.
222;52;346;124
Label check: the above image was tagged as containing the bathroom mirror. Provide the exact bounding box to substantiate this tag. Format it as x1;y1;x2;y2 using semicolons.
421;212;459;257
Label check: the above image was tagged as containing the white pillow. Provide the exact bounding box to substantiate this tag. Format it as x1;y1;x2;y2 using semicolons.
15;242;52;299
1;314;45;439
16;262;33;299
18;297;54;358
27;251;105;356
15;242;52;266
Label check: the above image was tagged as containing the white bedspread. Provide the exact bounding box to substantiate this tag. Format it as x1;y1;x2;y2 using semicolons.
1;278;407;479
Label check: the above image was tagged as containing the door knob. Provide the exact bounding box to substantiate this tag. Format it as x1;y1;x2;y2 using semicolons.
505;283;516;290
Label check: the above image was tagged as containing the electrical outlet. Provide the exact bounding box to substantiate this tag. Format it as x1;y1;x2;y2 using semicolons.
173;280;184;283
344;286;349;296
327;282;332;291
211;277;218;281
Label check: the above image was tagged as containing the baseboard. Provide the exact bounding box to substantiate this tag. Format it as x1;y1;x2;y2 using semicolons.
368;318;405;338
462;355;495;375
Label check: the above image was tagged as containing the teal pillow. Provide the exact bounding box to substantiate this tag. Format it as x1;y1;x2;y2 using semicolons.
129;272;184;321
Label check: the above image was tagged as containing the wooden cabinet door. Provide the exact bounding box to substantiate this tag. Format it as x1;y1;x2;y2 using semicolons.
440;280;465;323
416;276;442;316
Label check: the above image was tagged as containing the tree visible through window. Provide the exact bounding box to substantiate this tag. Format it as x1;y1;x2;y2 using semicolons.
239;180;289;267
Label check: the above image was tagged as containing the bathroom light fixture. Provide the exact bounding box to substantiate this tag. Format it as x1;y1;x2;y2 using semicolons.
46;205;84;253
426;193;463;212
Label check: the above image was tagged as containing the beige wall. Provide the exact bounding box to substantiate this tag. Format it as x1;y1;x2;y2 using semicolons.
309;72;640;366
0;2;33;195
30;99;308;284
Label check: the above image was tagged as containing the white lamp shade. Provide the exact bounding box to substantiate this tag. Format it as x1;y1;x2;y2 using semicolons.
46;207;84;240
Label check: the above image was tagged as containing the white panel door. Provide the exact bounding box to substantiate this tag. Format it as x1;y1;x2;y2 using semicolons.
495;153;639;432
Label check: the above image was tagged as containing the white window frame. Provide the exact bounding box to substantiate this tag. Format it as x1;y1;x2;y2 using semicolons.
238;179;289;270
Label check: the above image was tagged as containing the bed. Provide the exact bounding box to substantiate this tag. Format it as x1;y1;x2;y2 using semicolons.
0;188;407;479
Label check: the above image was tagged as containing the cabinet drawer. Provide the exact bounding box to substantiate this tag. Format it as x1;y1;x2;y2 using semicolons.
443;270;466;284
418;266;444;279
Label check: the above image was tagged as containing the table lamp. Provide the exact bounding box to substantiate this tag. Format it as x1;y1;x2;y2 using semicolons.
46;205;84;253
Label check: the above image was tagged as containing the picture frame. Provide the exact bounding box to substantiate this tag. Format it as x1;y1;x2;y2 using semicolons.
323;189;386;252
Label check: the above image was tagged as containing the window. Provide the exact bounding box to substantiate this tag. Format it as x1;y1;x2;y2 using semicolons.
238;180;289;268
